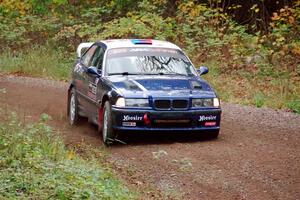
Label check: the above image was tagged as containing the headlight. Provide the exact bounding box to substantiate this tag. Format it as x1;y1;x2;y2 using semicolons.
115;98;149;107
192;99;204;107
125;98;149;107
192;98;220;107
203;98;213;107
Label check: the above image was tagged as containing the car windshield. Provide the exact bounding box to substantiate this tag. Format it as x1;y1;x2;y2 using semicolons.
105;47;197;76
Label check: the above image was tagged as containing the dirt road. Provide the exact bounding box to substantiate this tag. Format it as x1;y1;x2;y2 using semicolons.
1;74;299;200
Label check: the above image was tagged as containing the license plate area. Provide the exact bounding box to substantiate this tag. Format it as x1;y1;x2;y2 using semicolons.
153;119;191;128
155;119;190;123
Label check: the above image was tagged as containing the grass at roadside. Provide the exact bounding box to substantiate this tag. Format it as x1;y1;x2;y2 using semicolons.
203;61;300;114
0;111;136;199
0;46;73;81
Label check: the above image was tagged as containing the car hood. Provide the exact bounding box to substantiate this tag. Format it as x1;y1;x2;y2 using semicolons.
106;75;216;98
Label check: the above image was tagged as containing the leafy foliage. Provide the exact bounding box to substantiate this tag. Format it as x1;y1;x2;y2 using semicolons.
0;0;299;112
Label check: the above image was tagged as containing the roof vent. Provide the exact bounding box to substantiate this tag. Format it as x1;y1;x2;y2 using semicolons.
131;39;152;45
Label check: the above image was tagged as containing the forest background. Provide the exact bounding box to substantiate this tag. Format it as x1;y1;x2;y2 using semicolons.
0;0;299;113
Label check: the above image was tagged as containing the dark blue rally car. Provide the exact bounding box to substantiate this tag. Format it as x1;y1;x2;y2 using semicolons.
68;39;221;144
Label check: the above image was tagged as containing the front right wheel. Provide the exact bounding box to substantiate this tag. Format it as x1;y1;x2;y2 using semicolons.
102;101;116;145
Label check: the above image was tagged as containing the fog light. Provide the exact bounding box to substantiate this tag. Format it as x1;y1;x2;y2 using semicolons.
213;98;220;107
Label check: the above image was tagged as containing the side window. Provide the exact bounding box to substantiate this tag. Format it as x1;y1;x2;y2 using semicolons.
96;48;105;70
81;45;97;67
90;47;105;70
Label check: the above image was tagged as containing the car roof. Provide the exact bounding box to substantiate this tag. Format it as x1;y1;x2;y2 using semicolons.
97;39;181;50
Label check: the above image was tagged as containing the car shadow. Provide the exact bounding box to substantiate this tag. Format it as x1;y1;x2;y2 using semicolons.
112;131;221;147
72;119;221;147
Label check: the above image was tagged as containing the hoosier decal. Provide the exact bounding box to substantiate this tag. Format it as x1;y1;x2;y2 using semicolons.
198;115;217;121
123;115;143;121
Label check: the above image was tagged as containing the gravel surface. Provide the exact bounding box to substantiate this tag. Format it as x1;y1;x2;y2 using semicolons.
1;74;299;200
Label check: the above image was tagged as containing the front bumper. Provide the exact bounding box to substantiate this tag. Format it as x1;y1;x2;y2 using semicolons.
111;107;221;132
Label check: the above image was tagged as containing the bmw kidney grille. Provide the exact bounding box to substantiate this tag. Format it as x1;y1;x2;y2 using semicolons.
154;99;188;110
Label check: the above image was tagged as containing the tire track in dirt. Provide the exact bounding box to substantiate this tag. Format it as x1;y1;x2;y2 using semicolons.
1;75;299;200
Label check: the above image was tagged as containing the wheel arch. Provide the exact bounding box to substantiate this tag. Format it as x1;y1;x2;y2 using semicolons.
98;90;116;127
100;94;110;107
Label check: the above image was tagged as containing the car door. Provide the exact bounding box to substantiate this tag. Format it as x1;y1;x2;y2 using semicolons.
85;46;106;117
75;45;98;112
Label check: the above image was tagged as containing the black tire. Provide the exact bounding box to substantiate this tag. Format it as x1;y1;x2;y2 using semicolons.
68;88;81;125
102;101;115;145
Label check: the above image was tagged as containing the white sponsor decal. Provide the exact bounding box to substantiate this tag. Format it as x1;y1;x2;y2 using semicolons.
198;115;217;122
122;122;136;127
129;48;150;52
123;115;143;121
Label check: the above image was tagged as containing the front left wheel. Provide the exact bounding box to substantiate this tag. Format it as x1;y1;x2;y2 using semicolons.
102;101;116;145
68;88;81;125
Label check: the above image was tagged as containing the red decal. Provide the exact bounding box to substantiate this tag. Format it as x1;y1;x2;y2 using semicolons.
204;121;216;126
87;91;96;100
143;113;151;125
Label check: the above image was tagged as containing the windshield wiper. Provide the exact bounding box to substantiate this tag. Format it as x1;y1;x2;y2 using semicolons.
139;72;184;76
108;72;140;76
108;72;194;76
108;72;165;76
163;72;193;76
139;72;165;75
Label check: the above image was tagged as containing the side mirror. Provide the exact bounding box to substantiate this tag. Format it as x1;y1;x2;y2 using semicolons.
87;66;101;77
197;66;209;76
